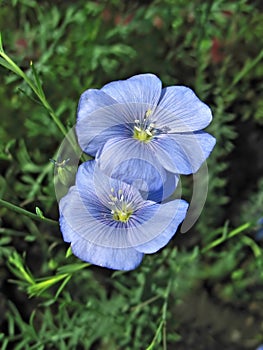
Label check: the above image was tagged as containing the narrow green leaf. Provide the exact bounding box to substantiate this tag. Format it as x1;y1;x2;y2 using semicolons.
65;246;73;258
30;60;45;98
57;262;89;274
0;32;3;52
55;275;72;299
230;49;263;89
0;57;18;74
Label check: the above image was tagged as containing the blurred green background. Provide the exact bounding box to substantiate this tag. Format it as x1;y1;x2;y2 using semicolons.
1;0;263;349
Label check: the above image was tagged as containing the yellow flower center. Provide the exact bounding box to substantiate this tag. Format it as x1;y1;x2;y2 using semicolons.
112;208;133;223
133;109;155;143
109;189;133;223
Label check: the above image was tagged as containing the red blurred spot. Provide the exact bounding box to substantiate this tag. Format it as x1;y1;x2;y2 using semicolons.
114;13;133;26
222;10;233;17
211;37;224;64
102;8;112;22
15;38;28;50
152;15;163;29
123;14;133;25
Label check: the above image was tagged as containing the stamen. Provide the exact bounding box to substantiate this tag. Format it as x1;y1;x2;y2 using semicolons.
145;109;152;118
133;109;158;142
109;194;117;202
108;188;133;223
146;129;153;136
134;126;142;132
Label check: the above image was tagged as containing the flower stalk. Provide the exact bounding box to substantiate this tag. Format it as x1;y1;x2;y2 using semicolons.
0;32;67;137
0;198;58;226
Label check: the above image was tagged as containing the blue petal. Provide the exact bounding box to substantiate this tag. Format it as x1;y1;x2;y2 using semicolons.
59;186;133;249
75;160;112;208
59;215;72;243
76;101;157;156
96;136;171;195
76;160;146;210
102;73;162;108
129;199;189;253
74;159;95;192
76;102;133;156
155;86;213;132
150;132;216;174
60;214;143;271
148;170;179;202
109;158;179;202
72;161;111;213
77;89;118;122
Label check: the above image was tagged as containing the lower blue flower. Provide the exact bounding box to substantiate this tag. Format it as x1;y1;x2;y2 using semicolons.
59;160;188;270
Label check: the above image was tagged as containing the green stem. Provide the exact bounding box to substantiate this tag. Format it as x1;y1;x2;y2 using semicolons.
161;279;171;350
201;222;253;253
227;48;263;93
0;198;58;226
0;48;67;137
146;279;171;350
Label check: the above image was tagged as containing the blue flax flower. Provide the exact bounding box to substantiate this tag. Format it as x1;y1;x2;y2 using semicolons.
59;160;188;270
76;74;216;190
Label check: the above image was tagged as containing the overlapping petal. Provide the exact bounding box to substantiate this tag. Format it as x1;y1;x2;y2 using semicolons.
106;157;178;202
96;136;173;197
76;160;147;210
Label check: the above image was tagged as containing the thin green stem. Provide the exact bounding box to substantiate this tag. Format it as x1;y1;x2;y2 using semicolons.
161;279;171;350
146;279;172;350
0;44;67;137
131;295;161;312
201;222;253;254
227;48;263;93
0;198;58;226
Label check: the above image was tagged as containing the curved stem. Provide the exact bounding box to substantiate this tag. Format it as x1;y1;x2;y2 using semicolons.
0;198;58;226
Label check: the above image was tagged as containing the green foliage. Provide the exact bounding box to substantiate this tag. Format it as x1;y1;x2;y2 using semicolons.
1;0;263;349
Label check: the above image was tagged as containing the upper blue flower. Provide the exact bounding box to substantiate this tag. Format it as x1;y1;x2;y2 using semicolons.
76;74;216;188
59;160;188;270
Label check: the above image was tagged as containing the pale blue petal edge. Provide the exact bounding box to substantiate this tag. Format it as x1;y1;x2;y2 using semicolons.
150;132;216;174
60;214;144;271
155;86;213;132
132;199;189;253
102;73;162;109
